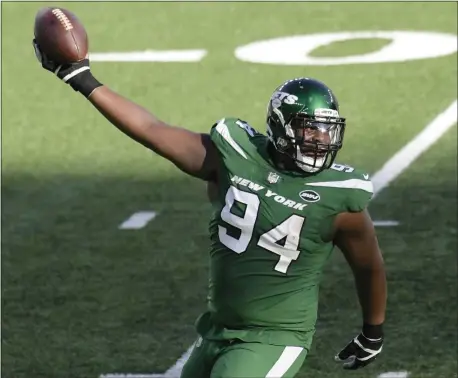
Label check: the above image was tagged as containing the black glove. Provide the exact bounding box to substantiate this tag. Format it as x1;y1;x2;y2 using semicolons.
33;39;102;97
335;325;383;370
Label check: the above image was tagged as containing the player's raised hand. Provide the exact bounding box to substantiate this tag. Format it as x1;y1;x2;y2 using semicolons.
33;7;101;97
32;6;217;180
334;331;383;370
33;40;89;80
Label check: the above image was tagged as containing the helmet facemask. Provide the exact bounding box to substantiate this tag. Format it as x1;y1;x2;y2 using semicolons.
268;111;346;173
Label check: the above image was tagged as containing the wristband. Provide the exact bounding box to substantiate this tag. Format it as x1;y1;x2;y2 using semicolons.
68;70;103;98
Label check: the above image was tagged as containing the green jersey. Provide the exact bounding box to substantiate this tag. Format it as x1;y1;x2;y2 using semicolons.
195;117;373;348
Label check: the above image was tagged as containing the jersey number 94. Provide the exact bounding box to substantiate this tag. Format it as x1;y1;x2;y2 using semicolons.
218;186;305;274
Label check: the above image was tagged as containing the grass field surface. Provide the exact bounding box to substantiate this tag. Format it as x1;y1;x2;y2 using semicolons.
2;2;457;378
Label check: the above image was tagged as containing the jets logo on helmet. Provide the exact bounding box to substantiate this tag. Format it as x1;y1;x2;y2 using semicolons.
266;77;346;174
271;91;299;106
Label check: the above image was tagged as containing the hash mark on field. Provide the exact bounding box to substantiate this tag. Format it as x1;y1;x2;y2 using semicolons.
118;211;157;229
378;371;410;378
373;220;399;227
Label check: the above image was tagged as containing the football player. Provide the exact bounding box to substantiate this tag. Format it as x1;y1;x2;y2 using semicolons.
33;42;387;377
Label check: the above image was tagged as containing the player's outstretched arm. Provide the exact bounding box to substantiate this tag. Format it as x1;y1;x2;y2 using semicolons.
332;209;387;370
87;86;218;180
33;42;218;181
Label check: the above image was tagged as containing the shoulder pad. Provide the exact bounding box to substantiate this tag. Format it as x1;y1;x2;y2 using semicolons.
309;163;373;212
210;117;261;159
329;163;373;185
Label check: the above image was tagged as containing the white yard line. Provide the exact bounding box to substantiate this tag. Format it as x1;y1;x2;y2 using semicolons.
100;375;164;378
155;346;195;377
378;372;410;378
371;100;457;197
373;220;400;227
100;346;195;378
90;50;207;62
103;100;457;378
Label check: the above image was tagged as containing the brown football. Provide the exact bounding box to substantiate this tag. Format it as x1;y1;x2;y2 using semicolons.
34;7;88;64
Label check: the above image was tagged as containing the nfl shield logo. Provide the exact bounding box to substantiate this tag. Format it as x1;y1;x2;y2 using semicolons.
267;172;280;184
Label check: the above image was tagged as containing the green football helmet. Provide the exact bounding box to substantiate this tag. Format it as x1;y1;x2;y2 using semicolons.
266;77;346;173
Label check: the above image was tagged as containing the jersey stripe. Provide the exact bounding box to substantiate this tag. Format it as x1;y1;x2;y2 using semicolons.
266;346;304;377
306;178;374;193
215;119;248;159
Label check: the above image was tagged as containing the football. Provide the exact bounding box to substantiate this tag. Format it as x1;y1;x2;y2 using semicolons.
34;7;88;64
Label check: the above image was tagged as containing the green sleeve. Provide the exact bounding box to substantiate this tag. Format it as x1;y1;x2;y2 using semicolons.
346;170;374;212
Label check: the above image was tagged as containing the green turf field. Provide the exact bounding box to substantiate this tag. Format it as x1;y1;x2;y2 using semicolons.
2;2;457;378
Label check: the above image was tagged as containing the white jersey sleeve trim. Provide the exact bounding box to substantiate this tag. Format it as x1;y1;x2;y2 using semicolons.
306;178;374;193
214;119;248;159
